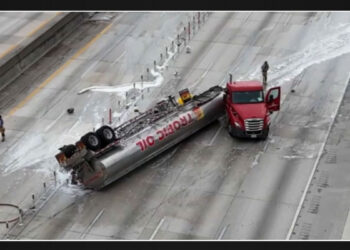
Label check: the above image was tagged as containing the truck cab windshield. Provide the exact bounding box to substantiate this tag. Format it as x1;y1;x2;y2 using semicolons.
232;90;264;104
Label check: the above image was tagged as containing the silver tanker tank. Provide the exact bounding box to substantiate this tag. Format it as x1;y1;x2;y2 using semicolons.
55;85;225;190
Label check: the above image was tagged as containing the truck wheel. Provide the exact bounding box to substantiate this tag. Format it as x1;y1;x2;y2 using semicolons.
228;124;234;137
81;132;102;151
261;127;269;140
96;125;116;146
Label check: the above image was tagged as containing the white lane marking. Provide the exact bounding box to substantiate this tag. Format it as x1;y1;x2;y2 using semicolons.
149;217;165;240
217;224;229;239
342;208;350;239
81;39;118;78
81;60;99;79
201;66;211;79
180;59;214;90
111;51;126;66
286;72;350;239
200;62;214;79
80;208;105;239
81;14;125;79
191;62;214;91
208;126;223;146
44;111;65;132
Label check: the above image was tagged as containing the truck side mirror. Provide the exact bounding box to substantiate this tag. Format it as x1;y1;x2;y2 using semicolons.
224;89;229;100
268;95;274;103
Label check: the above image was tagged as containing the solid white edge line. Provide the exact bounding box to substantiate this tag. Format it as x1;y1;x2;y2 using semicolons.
286;72;350;240
44;111;65;132
80;208;105;239
150;217;165;240
217;224;229;240
208;126;223;146
111;51;126;66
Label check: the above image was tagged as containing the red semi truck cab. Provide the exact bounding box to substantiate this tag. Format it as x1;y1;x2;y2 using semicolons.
224;81;281;139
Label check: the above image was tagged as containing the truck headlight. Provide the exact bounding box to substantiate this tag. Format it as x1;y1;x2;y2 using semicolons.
234;121;241;128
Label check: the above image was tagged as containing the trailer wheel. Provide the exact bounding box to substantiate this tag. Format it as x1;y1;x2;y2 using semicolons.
96;125;116;146
81;132;102;151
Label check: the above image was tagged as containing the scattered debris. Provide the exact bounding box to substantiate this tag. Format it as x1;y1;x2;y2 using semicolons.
67;108;74;114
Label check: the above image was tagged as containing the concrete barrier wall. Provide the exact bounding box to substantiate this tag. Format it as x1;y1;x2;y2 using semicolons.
0;12;89;91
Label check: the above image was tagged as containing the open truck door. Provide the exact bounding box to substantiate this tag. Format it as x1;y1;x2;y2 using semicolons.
265;86;281;112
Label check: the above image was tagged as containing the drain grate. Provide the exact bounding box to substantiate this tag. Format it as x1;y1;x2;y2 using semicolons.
317;171;329;188
325;147;337;164
307;195;321;214
298;222;312;239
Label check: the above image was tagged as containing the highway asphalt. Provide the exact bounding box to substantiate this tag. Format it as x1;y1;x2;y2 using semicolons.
1;12;350;240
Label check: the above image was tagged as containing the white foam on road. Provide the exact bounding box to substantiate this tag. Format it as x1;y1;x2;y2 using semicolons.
77;49;176;128
77;51;174;95
1;133;80;177
251;151;263;168
243;21;350;175
0;13;185;181
77;82;154;95
3;14;349;198
282;154;315;160
239;22;350;87
60;184;92;197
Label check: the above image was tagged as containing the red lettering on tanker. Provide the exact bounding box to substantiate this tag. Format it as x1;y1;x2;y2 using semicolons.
136;141;145;151
187;113;193;123
168;124;174;135
157;130;165;141
136;112;195;151
180;116;188;126
163;128;168;137
173;120;181;130
146;136;155;146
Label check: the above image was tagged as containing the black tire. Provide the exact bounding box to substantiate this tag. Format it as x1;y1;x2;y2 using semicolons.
261;126;269;140
228;123;234;137
96;125;116;146
81;132;102;151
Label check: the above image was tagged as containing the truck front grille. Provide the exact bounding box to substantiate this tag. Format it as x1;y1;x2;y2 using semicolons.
244;118;264;132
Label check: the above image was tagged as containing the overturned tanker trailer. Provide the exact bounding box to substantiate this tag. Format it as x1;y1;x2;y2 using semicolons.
55;85;225;190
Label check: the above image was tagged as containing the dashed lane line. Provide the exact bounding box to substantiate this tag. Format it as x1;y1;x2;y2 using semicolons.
8;20;114;117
